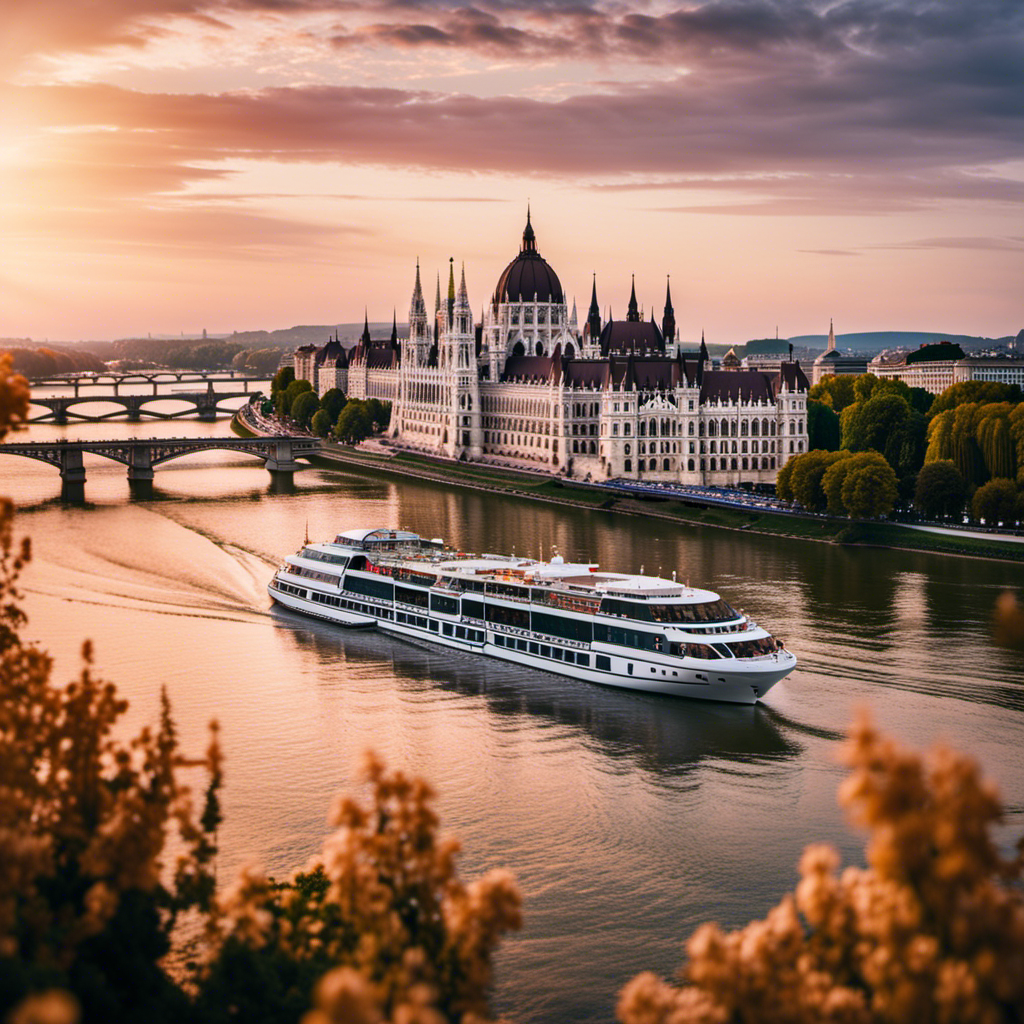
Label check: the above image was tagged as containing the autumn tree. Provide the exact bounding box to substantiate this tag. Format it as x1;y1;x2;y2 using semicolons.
334;403;373;444
831;451;898;518
196;753;521;1024
914;460;967;520
929;379;1021;417
617;714;1024;1024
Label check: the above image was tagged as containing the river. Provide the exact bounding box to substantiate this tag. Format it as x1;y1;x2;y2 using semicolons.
2;388;1022;1023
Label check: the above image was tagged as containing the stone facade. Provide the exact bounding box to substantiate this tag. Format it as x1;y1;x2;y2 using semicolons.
298;214;810;484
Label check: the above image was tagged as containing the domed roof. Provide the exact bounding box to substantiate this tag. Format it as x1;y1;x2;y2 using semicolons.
493;211;564;308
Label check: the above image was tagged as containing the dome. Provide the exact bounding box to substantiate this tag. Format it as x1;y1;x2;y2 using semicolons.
492;211;564;308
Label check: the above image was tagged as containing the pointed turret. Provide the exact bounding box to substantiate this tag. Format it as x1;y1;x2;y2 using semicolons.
447;257;456;323
521;204;536;253
626;275;640;323
434;273;441;315
390;309;398;349
662;276;675;342
569;297;578;331
587;274;602;339
457;262;469;308
827;317;835;352
410;259;426;319
360;310;371;345
697;330;709;386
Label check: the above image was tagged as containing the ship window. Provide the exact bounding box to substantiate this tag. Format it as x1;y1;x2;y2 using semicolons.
541;645;551;658
429;593;459;615
531;610;594;643
596;655;611;671
398;585;430;608
598;598;653;621
576;653;590;667
429;620;439;632
529;642;540;654
443;623;453;636
462;598;485;620
344;575;394;602
485;603;530;630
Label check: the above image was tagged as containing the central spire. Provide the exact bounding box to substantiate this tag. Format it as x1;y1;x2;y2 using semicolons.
521;204;537;253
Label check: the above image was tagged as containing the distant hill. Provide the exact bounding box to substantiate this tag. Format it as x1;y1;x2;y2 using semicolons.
784;331;1014;353
228;323;406;347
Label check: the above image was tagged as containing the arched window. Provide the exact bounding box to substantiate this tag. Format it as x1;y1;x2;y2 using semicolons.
710;457;717;471
741;420;748;436
789;440;794;453
639;422;646;436
731;458;738;470
770;421;776;436
720;419;728;436
687;458;695;471
663;458;670;471
624;459;632;472
688;422;695;436
512;341;525;357
798;440;804;452
624;443;632;455
710;441;717;454
572;440;579;453
752;420;760;436
708;420;716;437
742;457;748;470
732;440;738;453
612;423;619;436
741;441;748;454
649;419;657;436
624;423;631;435
536;341;544;356
589;441;597;454
638;459;646;472
789;421;796;435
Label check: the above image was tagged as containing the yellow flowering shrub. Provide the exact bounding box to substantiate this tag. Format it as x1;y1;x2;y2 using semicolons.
617;714;1024;1024
197;752;522;1024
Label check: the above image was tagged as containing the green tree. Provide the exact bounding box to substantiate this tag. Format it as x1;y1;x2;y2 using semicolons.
808;375;856;413
334;402;372;444
290;390;320;430
841;451;898;518
280;378;312;418
789;450;849;512
310;408;333;438
914;460;967;520
971;478;1019;525
842;391;926;496
930;379;1022;417
272;366;295;393
807;400;840;451
776;457;796;500
975;403;1017;481
820;455;856;516
908;387;933;416
319;388;347;423
366;398;392;431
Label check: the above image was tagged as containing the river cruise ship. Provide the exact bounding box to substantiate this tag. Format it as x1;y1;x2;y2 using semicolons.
269;527;797;703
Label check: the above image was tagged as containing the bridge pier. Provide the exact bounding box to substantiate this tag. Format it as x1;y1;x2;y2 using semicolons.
265;439;300;485
59;448;86;502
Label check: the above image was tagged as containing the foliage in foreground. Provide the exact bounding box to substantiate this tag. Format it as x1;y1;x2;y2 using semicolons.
618;713;1024;1024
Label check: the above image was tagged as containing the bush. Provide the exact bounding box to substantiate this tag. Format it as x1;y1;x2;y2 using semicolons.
618;714;1024;1024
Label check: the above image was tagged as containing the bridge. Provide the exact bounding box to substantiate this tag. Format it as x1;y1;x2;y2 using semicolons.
28;389;254;424
0;436;321;499
29;370;267;394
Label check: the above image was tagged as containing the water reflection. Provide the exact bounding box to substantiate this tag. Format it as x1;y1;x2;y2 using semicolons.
274;607;803;776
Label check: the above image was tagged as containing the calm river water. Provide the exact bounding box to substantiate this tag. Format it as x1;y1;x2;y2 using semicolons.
2;389;1023;1023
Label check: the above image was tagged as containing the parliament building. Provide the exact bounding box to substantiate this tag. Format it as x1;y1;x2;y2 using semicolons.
295;212;810;485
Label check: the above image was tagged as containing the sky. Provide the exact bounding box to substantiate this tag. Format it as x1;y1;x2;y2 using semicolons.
2;0;1022;344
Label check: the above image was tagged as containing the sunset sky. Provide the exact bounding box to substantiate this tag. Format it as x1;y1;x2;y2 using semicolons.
2;0;1022;343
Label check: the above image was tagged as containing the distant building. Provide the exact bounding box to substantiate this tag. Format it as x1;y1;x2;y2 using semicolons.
868;340;1024;393
295;212;810;485
812;320;869;385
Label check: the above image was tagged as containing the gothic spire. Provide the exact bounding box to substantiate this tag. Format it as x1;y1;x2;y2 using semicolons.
521;204;537;253
827;317;835;352
457;261;469;306
361;310;371;345
391;309;398;348
662;275;676;342
446;257;456;322
410;258;425;319
626;274;639;322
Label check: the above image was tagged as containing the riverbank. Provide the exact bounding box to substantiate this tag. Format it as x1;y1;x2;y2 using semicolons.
231;409;1024;563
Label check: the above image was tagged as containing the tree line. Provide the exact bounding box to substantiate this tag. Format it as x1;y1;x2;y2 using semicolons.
268;367;391;443
790;375;1024;524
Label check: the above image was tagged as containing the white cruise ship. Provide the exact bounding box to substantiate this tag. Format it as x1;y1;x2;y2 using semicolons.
269;527;797;704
